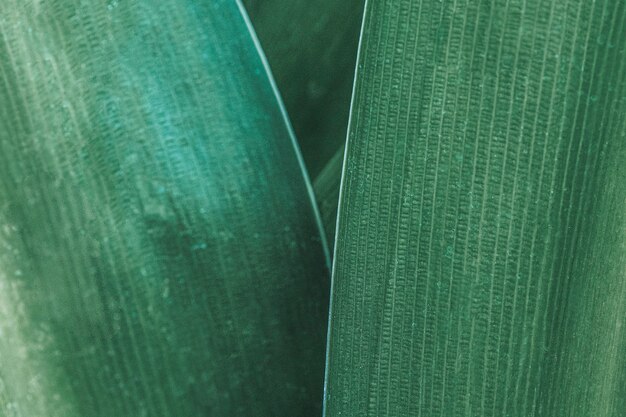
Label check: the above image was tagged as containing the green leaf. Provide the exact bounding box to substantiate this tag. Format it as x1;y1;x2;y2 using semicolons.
324;0;626;416
0;1;329;416
243;0;365;178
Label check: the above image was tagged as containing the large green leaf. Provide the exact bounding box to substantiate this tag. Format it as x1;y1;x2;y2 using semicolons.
325;0;626;416
0;1;329;416
243;0;365;178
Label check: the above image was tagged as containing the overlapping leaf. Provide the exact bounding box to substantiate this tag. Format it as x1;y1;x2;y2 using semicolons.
0;1;329;416
324;0;626;416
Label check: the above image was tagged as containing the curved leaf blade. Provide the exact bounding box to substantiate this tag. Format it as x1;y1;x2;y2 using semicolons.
324;0;626;416
0;1;329;416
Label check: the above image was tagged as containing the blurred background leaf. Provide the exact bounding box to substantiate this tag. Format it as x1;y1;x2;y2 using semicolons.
244;0;365;246
0;1;329;416
312;147;345;251
244;0;364;178
324;0;626;416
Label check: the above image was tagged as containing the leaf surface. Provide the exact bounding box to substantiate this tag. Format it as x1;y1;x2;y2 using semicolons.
324;0;626;416
0;1;329;416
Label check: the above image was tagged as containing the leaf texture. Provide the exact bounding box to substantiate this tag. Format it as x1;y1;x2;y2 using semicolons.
324;0;626;416
0;1;329;416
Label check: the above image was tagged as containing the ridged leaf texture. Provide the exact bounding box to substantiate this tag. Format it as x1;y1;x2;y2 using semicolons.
0;1;329;416
325;0;626;416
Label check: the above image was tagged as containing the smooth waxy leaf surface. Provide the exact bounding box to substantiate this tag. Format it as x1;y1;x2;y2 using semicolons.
244;0;365;178
325;0;626;416
0;1;329;416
